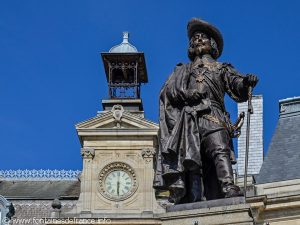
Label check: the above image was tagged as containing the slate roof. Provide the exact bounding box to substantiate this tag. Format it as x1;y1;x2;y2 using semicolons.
0;180;80;200
256;97;300;184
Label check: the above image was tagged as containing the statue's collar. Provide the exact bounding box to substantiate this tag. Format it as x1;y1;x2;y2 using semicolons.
191;54;215;68
201;54;215;63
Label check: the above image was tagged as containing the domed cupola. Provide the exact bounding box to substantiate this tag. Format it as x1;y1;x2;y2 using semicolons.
109;32;138;53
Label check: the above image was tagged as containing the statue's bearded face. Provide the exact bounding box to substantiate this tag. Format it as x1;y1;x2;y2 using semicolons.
188;32;219;60
192;32;212;56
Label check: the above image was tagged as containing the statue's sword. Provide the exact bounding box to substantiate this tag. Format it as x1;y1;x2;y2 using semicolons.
244;86;253;198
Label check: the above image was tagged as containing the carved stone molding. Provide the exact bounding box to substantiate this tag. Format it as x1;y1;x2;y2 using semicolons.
81;148;95;159
141;148;156;159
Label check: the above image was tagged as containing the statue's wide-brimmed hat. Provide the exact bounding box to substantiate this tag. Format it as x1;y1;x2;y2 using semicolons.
187;18;223;58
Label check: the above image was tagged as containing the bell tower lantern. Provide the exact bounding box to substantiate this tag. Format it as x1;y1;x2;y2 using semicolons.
101;32;148;115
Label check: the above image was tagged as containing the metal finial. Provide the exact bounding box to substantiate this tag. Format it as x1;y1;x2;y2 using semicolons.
122;32;129;43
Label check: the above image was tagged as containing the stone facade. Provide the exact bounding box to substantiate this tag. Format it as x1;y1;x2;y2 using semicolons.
161;202;254;225
252;179;300;224
237;95;264;175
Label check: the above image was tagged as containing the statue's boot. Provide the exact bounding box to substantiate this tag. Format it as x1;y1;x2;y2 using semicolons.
212;146;243;198
187;170;206;202
223;184;243;198
203;129;243;198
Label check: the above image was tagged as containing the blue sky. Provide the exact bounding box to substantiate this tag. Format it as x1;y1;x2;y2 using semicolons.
1;0;300;170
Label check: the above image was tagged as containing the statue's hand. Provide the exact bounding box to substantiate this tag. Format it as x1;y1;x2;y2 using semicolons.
243;74;259;88
187;89;202;102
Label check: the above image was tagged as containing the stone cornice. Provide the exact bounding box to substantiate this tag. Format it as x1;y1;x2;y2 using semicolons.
76;111;158;129
77;128;158;136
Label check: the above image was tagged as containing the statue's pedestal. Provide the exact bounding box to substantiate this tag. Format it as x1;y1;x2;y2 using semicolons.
160;197;254;225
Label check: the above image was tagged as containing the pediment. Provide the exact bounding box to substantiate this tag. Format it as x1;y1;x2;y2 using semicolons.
76;111;158;130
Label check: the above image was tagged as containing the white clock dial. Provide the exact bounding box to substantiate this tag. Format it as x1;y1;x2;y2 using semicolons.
105;170;133;197
98;162;138;201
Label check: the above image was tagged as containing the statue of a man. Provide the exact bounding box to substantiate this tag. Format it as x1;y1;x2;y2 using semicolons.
153;18;258;204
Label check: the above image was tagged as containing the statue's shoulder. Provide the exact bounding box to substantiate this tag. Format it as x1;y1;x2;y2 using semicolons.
215;61;235;69
166;62;189;78
162;62;188;89
219;62;244;78
162;63;185;89
216;61;237;73
174;62;187;70
221;62;235;68
174;62;190;71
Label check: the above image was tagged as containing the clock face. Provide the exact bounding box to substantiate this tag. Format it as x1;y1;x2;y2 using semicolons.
98;162;138;201
104;170;133;197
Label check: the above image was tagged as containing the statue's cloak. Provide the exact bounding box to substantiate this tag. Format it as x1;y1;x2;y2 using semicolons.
153;63;209;202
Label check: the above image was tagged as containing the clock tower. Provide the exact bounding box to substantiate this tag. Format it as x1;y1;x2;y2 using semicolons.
72;32;163;221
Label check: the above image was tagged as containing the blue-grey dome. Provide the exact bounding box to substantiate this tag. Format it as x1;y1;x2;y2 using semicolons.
109;32;138;53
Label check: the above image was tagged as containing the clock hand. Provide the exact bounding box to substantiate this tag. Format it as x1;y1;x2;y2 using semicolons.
117;172;120;196
117;181;120;196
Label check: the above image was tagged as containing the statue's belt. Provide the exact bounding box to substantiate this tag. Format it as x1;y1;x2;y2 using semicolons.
203;114;245;138
184;102;245;138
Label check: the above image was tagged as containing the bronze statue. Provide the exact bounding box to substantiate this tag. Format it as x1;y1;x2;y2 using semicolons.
153;18;258;204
